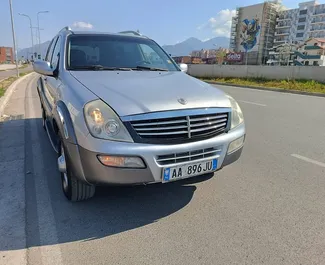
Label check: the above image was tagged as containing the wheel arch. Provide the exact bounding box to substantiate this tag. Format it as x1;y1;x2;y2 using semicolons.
52;100;78;144
53;101;90;184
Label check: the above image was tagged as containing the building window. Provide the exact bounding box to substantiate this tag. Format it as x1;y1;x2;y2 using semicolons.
313;61;319;66
297;25;305;30
296;33;304;38
298;17;306;23
299;9;307;15
305;61;309;66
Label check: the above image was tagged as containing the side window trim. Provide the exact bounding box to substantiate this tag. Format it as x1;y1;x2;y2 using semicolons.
45;37;56;62
50;36;61;70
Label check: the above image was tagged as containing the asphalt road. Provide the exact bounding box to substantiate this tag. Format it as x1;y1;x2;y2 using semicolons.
1;73;325;265
0;65;33;82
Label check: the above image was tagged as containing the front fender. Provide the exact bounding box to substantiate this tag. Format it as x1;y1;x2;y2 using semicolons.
52;101;78;145
52;101;90;184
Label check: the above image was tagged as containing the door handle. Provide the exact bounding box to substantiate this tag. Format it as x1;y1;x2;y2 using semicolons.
44;77;47;82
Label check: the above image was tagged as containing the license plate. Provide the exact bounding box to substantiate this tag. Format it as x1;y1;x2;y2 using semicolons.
162;159;218;183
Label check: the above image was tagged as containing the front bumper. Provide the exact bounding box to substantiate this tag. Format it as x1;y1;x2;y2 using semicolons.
73;123;245;185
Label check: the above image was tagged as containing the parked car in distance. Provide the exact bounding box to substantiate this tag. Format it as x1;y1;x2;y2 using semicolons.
33;27;246;201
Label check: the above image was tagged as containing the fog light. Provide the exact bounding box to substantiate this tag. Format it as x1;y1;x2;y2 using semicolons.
97;155;146;168
227;135;245;154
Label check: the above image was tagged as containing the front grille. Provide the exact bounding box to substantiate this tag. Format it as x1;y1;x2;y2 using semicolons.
156;146;222;166
127;109;229;143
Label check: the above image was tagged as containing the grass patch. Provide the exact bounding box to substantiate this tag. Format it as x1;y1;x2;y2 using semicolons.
0;71;33;98
20;63;30;69
201;77;325;94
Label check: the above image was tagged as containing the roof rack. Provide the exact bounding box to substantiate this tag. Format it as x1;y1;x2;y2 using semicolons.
118;30;142;36
59;26;72;33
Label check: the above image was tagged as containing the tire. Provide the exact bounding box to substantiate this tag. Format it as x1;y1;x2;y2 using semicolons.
58;135;96;202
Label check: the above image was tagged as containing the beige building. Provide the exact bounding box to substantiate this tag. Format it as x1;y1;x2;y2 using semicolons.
230;1;281;64
295;38;325;65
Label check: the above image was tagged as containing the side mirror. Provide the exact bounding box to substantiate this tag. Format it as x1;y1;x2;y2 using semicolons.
33;60;54;76
179;63;188;73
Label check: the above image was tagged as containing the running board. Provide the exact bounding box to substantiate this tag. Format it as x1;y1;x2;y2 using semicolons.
45;120;59;154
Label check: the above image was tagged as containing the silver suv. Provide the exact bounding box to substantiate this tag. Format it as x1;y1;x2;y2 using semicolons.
33;27;245;201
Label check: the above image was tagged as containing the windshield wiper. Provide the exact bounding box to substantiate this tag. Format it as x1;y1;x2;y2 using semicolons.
69;65;132;71
134;65;168;71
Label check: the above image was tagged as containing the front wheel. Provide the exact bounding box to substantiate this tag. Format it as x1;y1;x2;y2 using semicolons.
58;136;96;201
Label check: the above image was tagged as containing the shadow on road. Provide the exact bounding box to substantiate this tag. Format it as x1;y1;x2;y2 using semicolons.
0;117;214;251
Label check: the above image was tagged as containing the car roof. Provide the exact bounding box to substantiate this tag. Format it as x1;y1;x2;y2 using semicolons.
60;28;149;40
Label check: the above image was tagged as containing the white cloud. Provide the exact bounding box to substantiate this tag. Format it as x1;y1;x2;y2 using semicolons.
198;9;236;37
72;21;94;29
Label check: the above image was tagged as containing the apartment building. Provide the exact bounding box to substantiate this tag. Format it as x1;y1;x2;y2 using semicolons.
274;1;321;46
230;1;281;65
0;47;13;63
310;3;325;38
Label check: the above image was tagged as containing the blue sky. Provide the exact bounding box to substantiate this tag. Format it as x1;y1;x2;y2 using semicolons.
1;0;303;49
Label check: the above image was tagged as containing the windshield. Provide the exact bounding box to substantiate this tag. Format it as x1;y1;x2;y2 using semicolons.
66;34;180;71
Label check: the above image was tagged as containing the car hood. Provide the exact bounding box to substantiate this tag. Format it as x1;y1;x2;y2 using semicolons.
69;71;231;117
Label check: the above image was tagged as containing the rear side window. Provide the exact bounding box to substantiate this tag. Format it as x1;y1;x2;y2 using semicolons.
45;37;57;62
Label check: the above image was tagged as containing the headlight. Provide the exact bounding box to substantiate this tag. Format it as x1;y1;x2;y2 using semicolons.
226;95;244;129
84;100;133;142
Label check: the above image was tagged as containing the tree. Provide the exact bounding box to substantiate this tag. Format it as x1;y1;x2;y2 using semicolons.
216;49;227;64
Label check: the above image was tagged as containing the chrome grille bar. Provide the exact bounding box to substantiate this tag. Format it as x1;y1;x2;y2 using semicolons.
190;114;228;122
124;108;230;142
156;146;222;165
191;123;227;133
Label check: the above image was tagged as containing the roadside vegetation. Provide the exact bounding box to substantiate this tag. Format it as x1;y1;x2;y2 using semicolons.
0;72;31;98
201;77;325;94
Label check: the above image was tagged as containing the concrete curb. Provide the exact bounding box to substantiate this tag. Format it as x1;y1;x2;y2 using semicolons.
204;81;325;98
0;72;35;117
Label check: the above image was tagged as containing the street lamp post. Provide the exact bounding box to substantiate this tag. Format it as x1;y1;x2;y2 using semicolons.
8;0;19;77
37;11;49;59
18;13;34;60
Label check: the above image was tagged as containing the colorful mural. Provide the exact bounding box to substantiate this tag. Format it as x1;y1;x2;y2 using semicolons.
240;18;261;52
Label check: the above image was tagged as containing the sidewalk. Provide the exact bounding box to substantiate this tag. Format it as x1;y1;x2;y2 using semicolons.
0;73;35;265
0;64;19;71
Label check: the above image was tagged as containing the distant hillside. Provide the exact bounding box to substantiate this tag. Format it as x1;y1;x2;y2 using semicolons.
17;37;230;59
162;37;230;56
18;41;51;59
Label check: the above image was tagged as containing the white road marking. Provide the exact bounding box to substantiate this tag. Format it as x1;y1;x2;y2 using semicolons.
237;100;267;107
291;154;325;168
27;75;64;265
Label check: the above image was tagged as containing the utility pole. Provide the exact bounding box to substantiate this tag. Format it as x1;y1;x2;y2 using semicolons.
19;13;34;61
9;0;19;77
37;11;49;59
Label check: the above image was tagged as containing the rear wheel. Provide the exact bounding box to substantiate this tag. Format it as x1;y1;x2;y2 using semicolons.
58;135;95;201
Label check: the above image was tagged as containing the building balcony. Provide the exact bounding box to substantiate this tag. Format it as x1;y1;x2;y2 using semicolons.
310;28;325;32
276;24;290;29
311;19;325;24
277;17;291;21
275;32;290;36
274;39;287;43
313;11;325;16
309;30;325;36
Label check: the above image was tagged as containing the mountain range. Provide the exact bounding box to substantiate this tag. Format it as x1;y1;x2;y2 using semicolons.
162;37;230;56
18;41;51;60
17;36;230;59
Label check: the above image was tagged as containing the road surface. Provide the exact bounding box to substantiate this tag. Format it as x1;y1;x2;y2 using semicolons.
1;73;325;265
0;65;33;82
